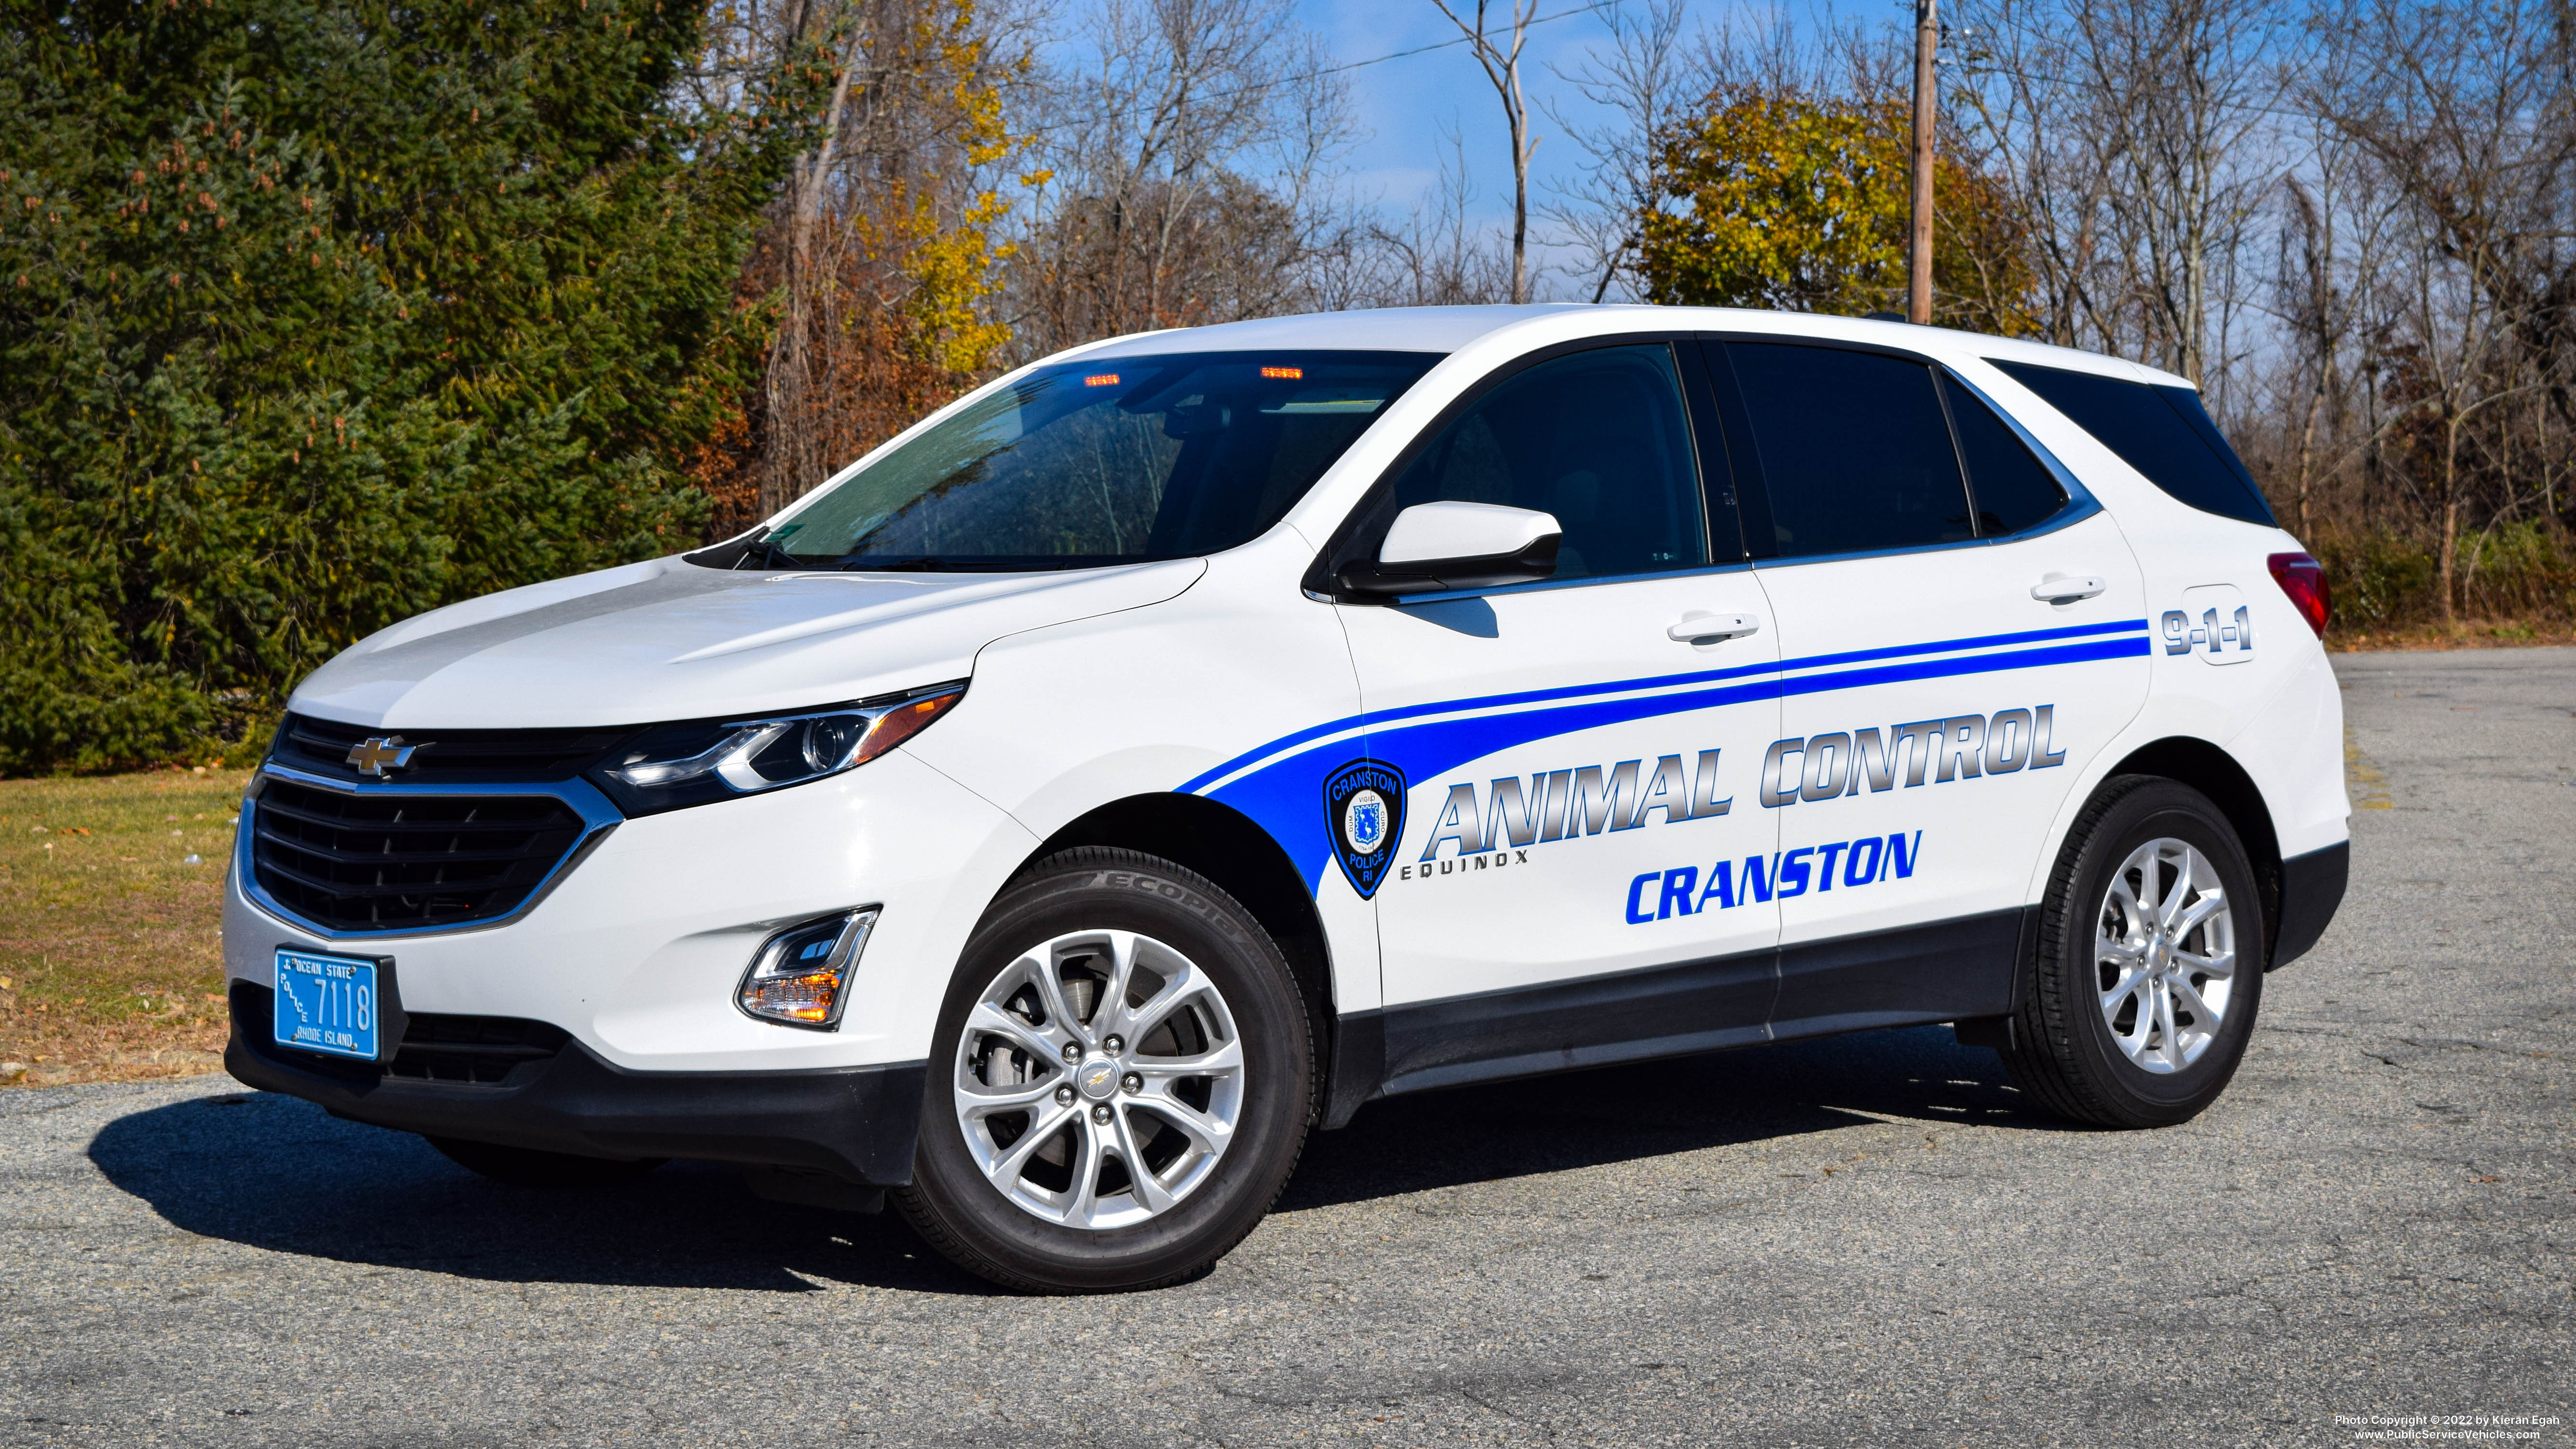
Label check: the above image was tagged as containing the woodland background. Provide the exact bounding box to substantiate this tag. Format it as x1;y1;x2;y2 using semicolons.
4;0;2572;773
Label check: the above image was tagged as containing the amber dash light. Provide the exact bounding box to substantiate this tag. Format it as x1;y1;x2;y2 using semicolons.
1083;373;1120;387
1260;366;1303;380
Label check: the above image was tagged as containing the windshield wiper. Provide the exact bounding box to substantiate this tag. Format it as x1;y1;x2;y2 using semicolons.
711;531;809;570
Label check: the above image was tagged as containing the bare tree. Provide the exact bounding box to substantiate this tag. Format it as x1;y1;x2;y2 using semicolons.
1346;124;1518;306
1007;0;1361;355
1426;0;1542;303
2312;0;2576;427
1952;0;2280;384
763;1;869;518
688;0;2576;634
2302;0;2576;620
685;0;1038;523
2277;174;2344;540
2262;51;2408;547
1544;0;1706;303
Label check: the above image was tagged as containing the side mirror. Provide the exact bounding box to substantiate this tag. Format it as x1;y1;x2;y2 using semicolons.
1337;502;1562;600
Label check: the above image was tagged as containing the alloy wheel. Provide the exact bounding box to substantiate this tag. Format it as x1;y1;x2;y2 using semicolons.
2095;836;2238;1074
950;929;1246;1230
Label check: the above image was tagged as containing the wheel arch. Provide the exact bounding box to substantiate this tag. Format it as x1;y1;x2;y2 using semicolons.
2102;735;2286;965
1018;793;1343;1105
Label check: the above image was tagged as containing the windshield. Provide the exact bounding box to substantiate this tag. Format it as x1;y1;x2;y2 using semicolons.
756;350;1444;570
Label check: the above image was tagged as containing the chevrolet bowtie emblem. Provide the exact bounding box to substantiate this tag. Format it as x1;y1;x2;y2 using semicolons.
345;736;418;778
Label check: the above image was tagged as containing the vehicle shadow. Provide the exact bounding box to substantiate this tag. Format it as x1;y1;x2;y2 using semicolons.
1281;1021;2062;1212
88;1025;2052;1295
86;1090;984;1296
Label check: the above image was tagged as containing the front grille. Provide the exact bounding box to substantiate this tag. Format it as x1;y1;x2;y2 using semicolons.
274;713;631;784
388;1012;570;1085
250;780;588;932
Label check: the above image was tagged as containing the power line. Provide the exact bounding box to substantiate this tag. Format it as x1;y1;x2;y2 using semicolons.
1951;54;2343;127
1011;0;1619;137
1294;0;1616;83
688;0;1619;129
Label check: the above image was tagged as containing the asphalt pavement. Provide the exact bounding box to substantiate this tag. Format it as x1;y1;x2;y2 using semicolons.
2;648;2570;1447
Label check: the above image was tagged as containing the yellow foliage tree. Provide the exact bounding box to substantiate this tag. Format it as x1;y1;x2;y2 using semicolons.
691;0;1029;534
854;4;1021;379
1641;87;2035;335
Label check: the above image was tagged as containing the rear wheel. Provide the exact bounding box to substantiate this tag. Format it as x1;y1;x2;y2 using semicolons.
427;1136;666;1188
2000;776;2265;1129
895;848;1316;1293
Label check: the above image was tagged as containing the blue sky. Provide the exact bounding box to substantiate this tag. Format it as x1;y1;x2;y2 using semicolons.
1296;0;1660;222
1292;0;1926;289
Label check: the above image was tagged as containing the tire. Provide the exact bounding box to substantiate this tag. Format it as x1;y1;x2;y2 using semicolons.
427;1136;666;1188
1999;776;2266;1129
895;847;1317;1293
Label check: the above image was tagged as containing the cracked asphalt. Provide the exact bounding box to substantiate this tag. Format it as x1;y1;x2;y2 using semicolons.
3;647;2571;1447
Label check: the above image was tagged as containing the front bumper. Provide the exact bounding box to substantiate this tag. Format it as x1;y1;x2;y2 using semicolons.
226;983;928;1183
223;750;1040;1074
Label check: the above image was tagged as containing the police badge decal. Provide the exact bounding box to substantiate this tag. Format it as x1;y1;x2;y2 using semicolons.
1323;758;1407;899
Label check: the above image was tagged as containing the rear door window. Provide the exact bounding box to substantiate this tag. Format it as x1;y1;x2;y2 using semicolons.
1990;359;2273;525
1717;342;1974;558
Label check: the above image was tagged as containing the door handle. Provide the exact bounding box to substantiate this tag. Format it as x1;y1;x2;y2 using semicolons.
2030;574;2106;603
1668;611;1760;643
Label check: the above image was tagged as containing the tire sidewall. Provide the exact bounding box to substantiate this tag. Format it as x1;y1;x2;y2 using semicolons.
906;852;1314;1290
2050;781;2266;1124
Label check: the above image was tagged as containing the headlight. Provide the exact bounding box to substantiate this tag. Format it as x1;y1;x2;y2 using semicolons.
587;682;966;815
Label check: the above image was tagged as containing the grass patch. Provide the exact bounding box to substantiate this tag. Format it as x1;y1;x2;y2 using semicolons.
2;615;2565;1083
0;767;250;1086
2329;618;2576;651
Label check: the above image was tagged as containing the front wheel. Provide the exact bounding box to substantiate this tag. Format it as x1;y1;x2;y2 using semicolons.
1999;776;2266;1129
895;848;1317;1293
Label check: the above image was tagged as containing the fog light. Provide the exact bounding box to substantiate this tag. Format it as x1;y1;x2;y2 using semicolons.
738;909;878;1030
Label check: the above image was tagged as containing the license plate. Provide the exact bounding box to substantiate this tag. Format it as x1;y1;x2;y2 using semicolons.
273;949;382;1061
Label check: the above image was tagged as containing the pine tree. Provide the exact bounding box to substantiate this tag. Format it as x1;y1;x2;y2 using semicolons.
0;0;821;770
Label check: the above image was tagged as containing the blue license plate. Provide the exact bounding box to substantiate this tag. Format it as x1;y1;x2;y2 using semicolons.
273;949;382;1061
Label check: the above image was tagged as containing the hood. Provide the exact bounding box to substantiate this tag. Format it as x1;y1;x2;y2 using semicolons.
290;555;1207;729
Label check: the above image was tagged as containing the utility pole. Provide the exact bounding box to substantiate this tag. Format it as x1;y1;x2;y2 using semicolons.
1906;0;1938;325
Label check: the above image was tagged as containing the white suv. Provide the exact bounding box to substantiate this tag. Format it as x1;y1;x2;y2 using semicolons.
225;305;2350;1292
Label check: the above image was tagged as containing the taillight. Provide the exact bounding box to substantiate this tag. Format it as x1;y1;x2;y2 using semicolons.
2267;552;2330;638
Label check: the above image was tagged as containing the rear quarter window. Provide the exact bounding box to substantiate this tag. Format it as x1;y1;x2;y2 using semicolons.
1936;372;2067;536
1990;359;2274;526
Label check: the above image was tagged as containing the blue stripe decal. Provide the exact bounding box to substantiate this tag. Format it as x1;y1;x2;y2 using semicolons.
1204;634;2151;894
1180;617;2147;795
